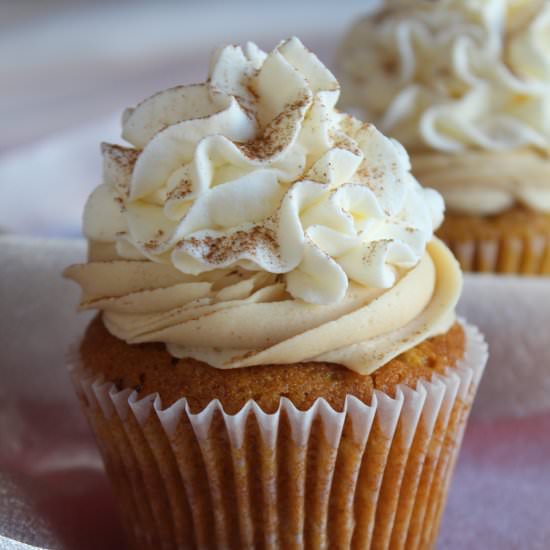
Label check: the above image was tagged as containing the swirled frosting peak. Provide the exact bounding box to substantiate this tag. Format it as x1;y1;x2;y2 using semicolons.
81;37;443;305
337;0;550;153
66;38;460;375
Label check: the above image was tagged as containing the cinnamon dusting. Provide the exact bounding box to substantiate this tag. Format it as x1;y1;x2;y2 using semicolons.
167;179;193;201
239;96;309;160
177;224;279;265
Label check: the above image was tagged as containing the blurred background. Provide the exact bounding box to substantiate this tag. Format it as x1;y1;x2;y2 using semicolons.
0;0;371;237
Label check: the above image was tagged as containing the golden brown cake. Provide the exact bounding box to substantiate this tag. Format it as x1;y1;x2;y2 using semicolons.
81;314;465;412
66;37;487;550
437;205;550;273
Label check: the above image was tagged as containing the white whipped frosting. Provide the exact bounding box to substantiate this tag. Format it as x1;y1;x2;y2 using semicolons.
337;0;550;153
66;38;461;374
337;0;550;215
83;37;443;305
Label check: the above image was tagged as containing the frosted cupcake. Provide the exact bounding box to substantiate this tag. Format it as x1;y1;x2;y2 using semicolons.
65;38;487;549
337;0;550;273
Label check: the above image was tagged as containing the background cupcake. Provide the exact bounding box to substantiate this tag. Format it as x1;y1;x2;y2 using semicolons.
65;37;487;549
337;0;550;274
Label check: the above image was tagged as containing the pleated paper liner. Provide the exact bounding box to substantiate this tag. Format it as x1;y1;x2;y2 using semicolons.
70;322;487;550
444;233;550;274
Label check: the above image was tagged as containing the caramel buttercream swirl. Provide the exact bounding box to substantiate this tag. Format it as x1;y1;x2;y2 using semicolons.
337;0;550;153
413;148;550;214
66;38;459;374
65;239;460;375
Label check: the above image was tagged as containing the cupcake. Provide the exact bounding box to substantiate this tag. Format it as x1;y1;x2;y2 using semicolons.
337;0;550;274
65;38;487;549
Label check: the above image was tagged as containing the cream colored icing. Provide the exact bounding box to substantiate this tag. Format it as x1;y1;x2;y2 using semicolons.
337;0;550;214
413;149;550;214
65;38;461;374
65;239;460;375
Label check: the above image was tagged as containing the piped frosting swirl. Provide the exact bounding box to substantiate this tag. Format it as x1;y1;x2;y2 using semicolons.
65;38;460;374
337;0;550;214
337;0;550;152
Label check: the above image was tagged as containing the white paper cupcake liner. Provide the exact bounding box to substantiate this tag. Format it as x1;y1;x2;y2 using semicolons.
447;233;550;274
70;321;487;550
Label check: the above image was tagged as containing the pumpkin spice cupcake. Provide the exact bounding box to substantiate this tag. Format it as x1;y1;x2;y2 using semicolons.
65;38;487;549
337;0;550;274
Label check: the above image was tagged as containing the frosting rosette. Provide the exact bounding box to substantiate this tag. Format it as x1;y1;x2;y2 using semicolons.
65;38;461;374
337;0;550;153
337;0;550;215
